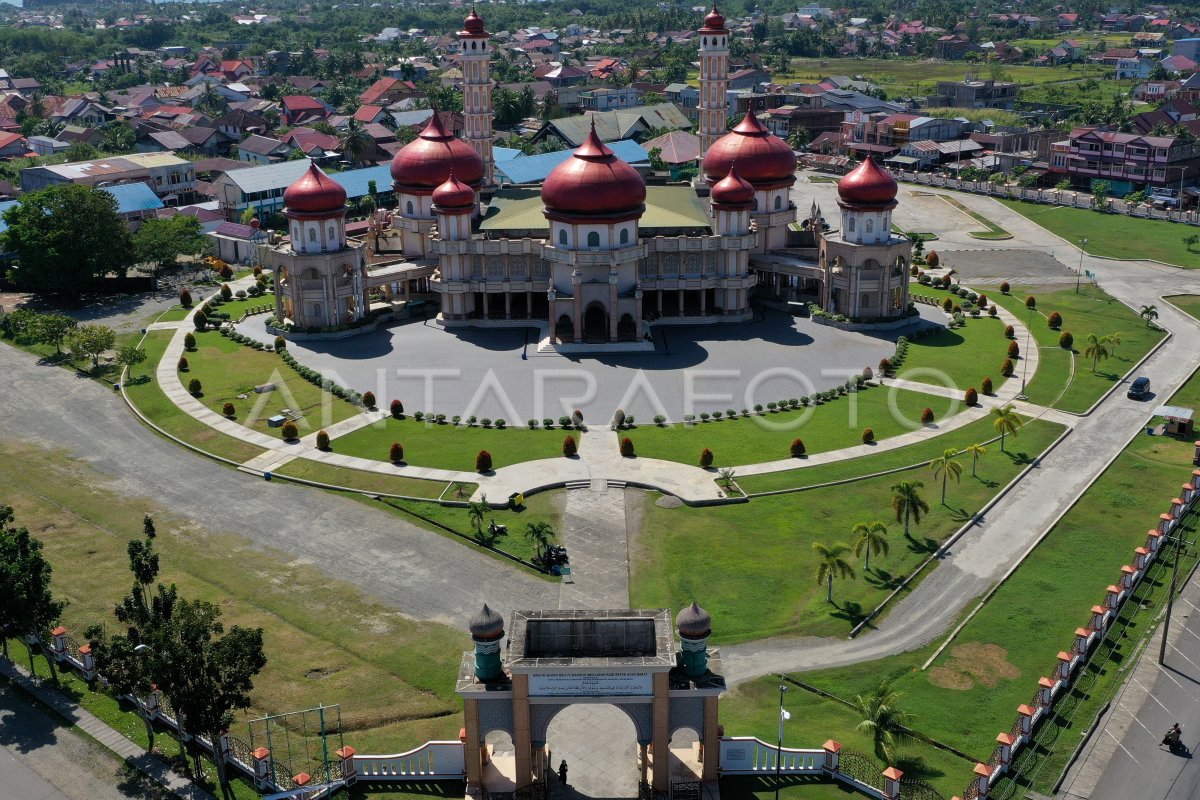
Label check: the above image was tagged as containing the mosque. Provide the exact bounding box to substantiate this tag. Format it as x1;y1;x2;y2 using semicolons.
265;7;913;344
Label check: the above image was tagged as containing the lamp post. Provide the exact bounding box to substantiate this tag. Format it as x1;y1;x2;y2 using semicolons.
1075;237;1088;293
775;684;788;800
1159;532;1187;665
1018;302;1033;401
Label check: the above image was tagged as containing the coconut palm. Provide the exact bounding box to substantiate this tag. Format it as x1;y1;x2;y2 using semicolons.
852;521;889;570
523;521;555;560
890;480;929;538
812;541;856;603
930;448;963;505
1106;330;1122;355
992;404;1021;452
854;680;918;763
341;119;375;167
1139;304;1159;327
964;442;987;478
467;497;489;537
1084;332;1110;373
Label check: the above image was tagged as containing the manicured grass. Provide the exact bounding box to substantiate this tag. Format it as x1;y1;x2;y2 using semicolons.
155;304;195;322
627;388;962;468
209;295;274;321
331;416;571;471
185;329;360;439
630;417;1063;641
273;458;466;500
937;195;1011;239
720;776;876;800
721;677;973;800
0;441;468;764
122;332;266;463
1165;294;1200;322
895;313;1011;393
999;199;1200;267
346;784;467;800
737;417;1063;494
985;284;1164;412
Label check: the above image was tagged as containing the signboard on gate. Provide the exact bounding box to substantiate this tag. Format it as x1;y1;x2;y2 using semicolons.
529;671;653;697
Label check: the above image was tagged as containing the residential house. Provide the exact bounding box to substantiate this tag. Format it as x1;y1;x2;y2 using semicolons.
287;76;328;94
533;103;691;146
1049;127;1200;197
934;34;973;61
216;109;268;139
728;68;771;91
1162;55;1199;75
537;63;590;87
840;112;966;158
20;153;195;199
237;134;292;164
763;105;843;139
1056;13;1079;30
51;98;115;127
579;86;640;111
352;105;390;126
896;138;984;169
1116;55;1157;80
26;136;69;156
358;77;420;106
57;125;104;148
283;127;341;160
281;95;333;126
0;132;27;158
180;125;230;156
1173;38;1200;61
932;78;1019;110
1133;80;1182;102
665;83;700;121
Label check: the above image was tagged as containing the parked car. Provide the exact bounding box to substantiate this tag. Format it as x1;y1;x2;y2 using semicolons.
1128;376;1150;399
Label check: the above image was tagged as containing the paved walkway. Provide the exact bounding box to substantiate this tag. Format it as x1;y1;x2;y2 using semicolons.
547;705;639;800
558;484;631;610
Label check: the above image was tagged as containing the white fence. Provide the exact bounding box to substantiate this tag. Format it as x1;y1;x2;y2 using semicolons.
353;741;466;780
718;737;824;775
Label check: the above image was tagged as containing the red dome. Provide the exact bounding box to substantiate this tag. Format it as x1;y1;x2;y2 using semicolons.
433;173;476;211
283;161;347;216
390;112;485;193
701;5;726;31
702;111;797;188
541;124;646;220
711;165;755;207
460;7;487;36
837;157;898;207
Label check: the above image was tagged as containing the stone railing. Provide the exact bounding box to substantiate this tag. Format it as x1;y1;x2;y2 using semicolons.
718;737;904;800
954;464;1200;800
351;740;467;781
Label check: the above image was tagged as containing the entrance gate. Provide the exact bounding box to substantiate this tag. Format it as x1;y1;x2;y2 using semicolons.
455;607;726;799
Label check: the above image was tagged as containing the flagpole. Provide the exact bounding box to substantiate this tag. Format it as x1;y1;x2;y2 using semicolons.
776;684;788;800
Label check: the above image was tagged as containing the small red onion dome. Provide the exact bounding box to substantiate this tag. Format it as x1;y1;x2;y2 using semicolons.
702;110;797;189
432;173;476;211
710;165;755;207
837;157;898;208
283;161;347;216
460;6;487;36
541;124;646;220
390;112;485;193
701;5;726;31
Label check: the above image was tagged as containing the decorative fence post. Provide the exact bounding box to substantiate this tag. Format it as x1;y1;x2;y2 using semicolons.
145;684;161;721
218;730;232;769
882;766;903;800
1134;547;1150;570
1057;651;1074;680
1106;584;1122;609
50;626;68;662
1120;565;1137;590
1160;513;1174;533
994;733;1014;769
1016;705;1035;738
338;745;358;786
821;740;840;773
252;747;272;790
1074;627;1092;654
77;643;95;682
972;763;993;798
293;772;312;800
1038;677;1056;708
1172;498;1186;520
1091;606;1109;633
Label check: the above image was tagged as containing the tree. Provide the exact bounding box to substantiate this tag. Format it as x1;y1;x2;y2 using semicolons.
115;344;147;376
852;521;889;570
523;521;555;561
854;680;917;763
101;121;136;153
341;120;375;166
2;184;133;298
930;448;963;505
890;480;929;537
0;507;65;683
812;541;855;603
992;404;1021;451
467;497;489;537
31;312;78;354
964;442;987;478
1106;331;1122;355
64;141;98;162
1139;304;1159;327
1084;332;1110;373
133;215;208;275
67;323;116;368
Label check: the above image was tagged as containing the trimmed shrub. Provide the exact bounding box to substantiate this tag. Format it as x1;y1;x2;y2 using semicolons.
981;376;994;395
177;356;189;371
193;310;208;330
862;366;874;381
699;448;714;468
921;407;934;424
700;411;711;421
544;418;555;429
613;409;626;429
563;436;577;457
179;287;193;307
861;428;875;444
989;305;998;317
222;402;235;417
654;415;667;426
790;438;806;458
481;418;492;429
964;387;978;405
274;335;286;350
952;304;962;315
941;274;952;288
390;399;404;418
620;437;635;457
219;264;233;280
977;293;988;308
476;450;493;473
1047;311;1062;330
1004;324;1015;339
1007;340;1020;358
528;419;538;429
220;283;233;301
1025;294;1036;309
362;391;376;409
316;430;330;450
188;378;202;396
1000;281;1011;294
281;421;298;440
414;411;425;421
941;297;954;312
878;357;891;375
184;333;196;352
926;250;939;267
1059;331;1074;349
1001;358;1015;377
389;442;404;463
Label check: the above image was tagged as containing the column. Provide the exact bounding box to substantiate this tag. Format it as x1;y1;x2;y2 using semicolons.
608;269;619;341
526;290;532;319
463;701;483;790
701;695;720;782
657;290;663;316
572;270;583;342
635;288;644;339
513;675;533;786
505;291;512;319
652;672;670;791
699;288;706;316
677;289;684;316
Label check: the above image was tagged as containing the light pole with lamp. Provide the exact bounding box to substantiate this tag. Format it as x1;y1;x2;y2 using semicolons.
1159;530;1189;665
775;684;789;800
1018;301;1033;401
1075;237;1088;293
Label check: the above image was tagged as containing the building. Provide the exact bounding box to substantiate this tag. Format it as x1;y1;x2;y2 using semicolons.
1049;127;1200;198
213;159;394;220
20;153;195;201
932;78;1019;110
579;87;641;111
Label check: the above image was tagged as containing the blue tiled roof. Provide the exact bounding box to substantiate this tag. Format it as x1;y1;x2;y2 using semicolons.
104;182;165;215
330;164;393;199
495;140;649;185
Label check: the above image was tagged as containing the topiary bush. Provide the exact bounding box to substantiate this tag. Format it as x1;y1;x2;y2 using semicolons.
989;306;998;317
389;442;404;463
282;420;298;440
220;283;233;301
878;357;891;376
1004;324;1015;339
620;437;635;457
942;297;954;312
981;376;994;395
1047;311;1062;330
177;356;189;371
222;402;235;417
941;274;952;288
390;399;404;418
964;387;978;405
274;335;286;350
790;438;806;458
1001;358;1015;377
699;448;714;468
188;378;202;396
921;407;934;424
179;287;193;307
1025;294;1036;309
977;293;988;309
1000;281;1010;294
362;391;376;409
316;430;330;450
219;264;233;280
926;250;939;267
193;310;208;330
1059;331;1074;349
476;450;493;473
861;428;875;444
1007;340;1020;358
563;436;577;457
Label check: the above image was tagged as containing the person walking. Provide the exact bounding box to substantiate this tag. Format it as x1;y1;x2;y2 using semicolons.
558;759;568;786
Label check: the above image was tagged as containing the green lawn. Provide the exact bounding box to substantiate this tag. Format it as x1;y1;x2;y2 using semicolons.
895;313;1011;393
1165;294;1200;322
185;329;360;439
627;388;962;468
273;458;467;500
631;416;1064;641
999;199;1200;268
155;304;195;322
209;295;274;321
331;416;570;472
737;417;1061;494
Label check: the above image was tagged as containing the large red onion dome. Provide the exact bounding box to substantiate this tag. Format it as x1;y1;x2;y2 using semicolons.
701;5;726;31
710;165;755;208
432;173;476;212
460;6;487;36
541;124;646;221
283;161;347;216
390;112;485;194
837;157;898;208
702;110;797;189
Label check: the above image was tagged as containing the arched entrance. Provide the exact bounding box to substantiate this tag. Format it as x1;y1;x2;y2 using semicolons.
545;704;641;798
617;314;636;342
583;303;608;343
555;314;574;344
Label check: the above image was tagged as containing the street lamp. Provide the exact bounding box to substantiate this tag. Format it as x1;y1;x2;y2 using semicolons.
1018;302;1033;401
1159;532;1187;665
775;684;789;800
1074;237;1088;294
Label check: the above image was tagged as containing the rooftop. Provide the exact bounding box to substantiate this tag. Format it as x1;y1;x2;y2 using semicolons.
479;185;710;234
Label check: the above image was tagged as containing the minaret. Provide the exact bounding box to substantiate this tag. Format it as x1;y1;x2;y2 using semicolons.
432;172;478;322
459;7;495;186
709;166;755;316
697;4;730;159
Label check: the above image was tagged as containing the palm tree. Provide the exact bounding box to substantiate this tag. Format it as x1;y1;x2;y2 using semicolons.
341;119;375;167
890;480;929;538
964;442;987;478
853;522;889;570
467;497;489;537
1106;330;1122;355
812;541;856;603
854;680;917;763
523;521;554;560
1084;332;1110;373
930;448;963;505
1140;304;1159;327
992;404;1021;452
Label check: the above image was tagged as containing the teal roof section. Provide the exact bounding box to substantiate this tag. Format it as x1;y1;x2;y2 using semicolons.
104;182;165;215
479;184;710;234
495;139;649;185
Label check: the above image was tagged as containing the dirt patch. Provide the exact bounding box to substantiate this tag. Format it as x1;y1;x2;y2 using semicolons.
656;495;683;509
927;642;1021;691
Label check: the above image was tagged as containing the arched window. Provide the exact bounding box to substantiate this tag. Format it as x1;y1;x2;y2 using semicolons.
774;195;782;210
558;229;568;246
848;217;856;232
327;225;336;242
308;227;317;242
292;224;300;241
619;228;629;244
587;231;600;248
406;200;414;215
865;219;874;233
860;293;871;308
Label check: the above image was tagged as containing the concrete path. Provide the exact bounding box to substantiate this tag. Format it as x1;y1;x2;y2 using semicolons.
547;705;639;800
558;485;631;610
